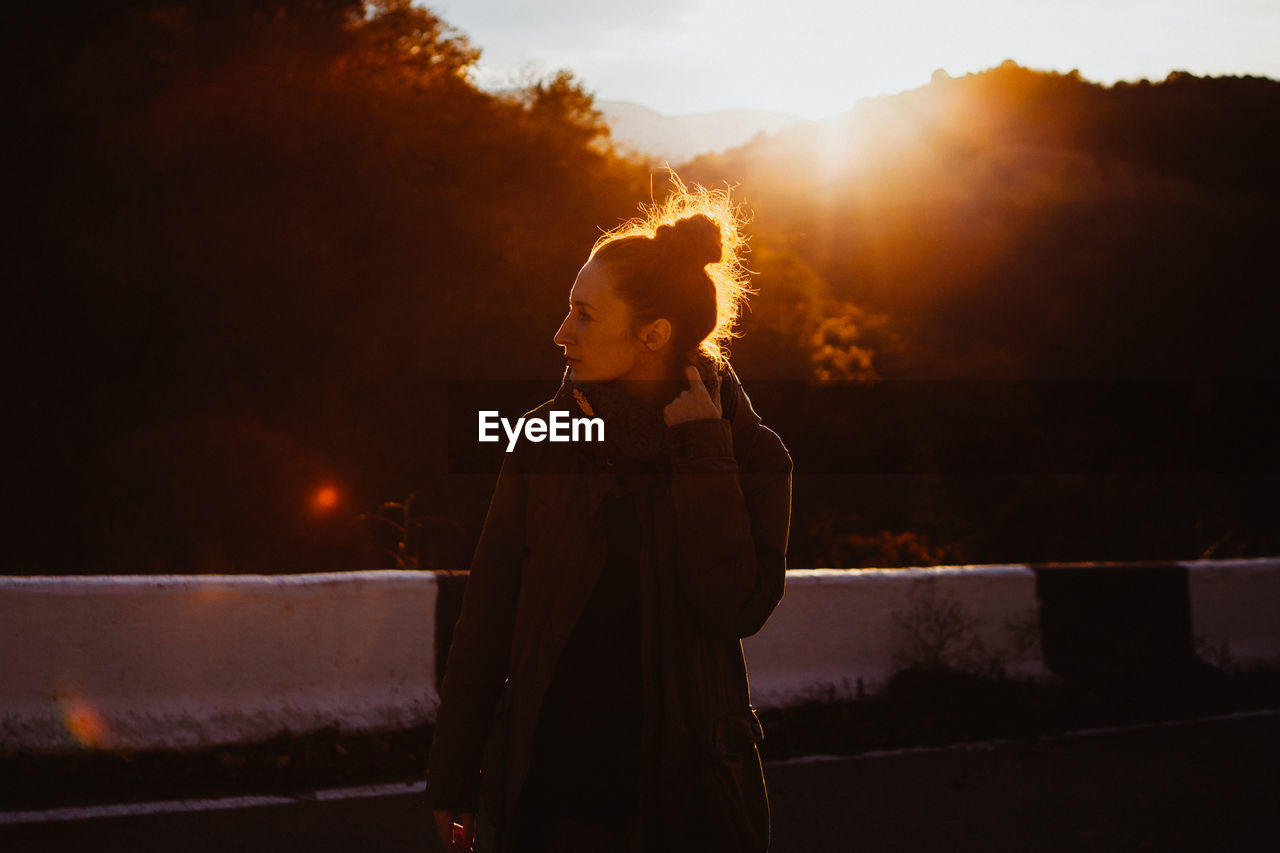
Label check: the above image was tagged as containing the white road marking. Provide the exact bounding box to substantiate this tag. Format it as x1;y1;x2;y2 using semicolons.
3;707;1276;825
0;780;425;826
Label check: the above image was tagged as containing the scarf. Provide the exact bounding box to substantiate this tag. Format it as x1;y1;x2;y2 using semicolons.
556;352;724;495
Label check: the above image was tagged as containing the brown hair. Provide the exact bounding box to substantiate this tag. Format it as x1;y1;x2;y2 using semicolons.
588;173;754;370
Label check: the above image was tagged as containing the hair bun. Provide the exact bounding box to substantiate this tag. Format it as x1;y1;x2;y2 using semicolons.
655;214;723;267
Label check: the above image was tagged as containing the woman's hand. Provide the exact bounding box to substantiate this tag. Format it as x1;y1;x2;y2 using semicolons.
664;365;722;427
433;809;476;852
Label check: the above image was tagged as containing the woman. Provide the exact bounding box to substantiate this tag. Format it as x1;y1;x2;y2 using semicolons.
427;184;793;853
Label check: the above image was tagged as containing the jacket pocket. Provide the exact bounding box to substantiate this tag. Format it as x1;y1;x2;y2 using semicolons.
696;705;770;853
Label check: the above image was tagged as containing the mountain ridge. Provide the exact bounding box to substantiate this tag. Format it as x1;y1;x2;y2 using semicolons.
597;98;805;163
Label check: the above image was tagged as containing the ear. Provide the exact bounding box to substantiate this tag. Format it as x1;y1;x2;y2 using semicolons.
639;318;672;351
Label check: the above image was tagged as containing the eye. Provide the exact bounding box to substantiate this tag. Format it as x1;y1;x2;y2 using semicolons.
576;309;592;321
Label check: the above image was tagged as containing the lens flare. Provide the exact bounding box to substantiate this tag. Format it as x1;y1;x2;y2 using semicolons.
58;694;112;749
313;485;339;511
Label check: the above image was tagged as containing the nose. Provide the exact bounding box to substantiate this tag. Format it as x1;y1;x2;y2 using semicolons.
553;314;574;348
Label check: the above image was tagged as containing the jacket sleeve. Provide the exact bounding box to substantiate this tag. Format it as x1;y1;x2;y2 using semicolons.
424;446;529;813
667;418;793;639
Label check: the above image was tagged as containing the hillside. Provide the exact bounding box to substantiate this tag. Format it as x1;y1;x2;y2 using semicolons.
683;63;1280;381
597;99;803;163
7;3;1277;575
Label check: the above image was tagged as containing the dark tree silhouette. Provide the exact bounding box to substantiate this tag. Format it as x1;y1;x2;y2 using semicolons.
9;9;1278;575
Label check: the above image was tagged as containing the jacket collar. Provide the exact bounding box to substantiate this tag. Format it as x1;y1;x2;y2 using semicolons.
549;354;762;468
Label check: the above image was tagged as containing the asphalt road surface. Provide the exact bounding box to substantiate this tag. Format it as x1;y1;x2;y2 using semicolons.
4;710;1277;853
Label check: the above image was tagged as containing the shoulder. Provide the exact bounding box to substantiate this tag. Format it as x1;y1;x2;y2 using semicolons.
735;421;793;479
732;409;788;473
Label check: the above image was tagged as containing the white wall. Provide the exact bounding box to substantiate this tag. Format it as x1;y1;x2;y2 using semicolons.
1185;557;1280;670
2;558;1275;755
744;566;1051;709
0;572;438;754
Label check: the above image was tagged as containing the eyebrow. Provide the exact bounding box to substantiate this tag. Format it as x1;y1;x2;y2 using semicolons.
570;299;597;311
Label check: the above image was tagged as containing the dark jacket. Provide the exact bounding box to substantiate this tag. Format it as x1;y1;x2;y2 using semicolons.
426;359;793;852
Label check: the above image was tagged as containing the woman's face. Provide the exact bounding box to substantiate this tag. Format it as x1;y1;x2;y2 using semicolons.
554;258;662;383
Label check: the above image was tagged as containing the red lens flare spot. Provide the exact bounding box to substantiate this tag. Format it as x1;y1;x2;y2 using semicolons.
313;486;339;511
60;696;111;749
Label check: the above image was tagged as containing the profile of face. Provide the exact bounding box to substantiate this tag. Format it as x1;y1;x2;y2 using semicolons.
553;258;671;383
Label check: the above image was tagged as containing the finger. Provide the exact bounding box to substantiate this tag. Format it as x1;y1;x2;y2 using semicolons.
457;813;476;850
684;364;705;394
688;364;722;413
686;365;717;405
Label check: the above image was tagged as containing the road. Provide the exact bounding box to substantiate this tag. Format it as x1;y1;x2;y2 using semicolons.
3;710;1277;852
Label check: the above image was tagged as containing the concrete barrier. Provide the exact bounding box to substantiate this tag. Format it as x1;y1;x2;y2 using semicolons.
0;572;438;754
1;557;1275;755
1186;558;1280;671
743;565;1051;709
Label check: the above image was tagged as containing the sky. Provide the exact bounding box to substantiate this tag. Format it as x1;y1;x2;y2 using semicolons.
427;0;1280;119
